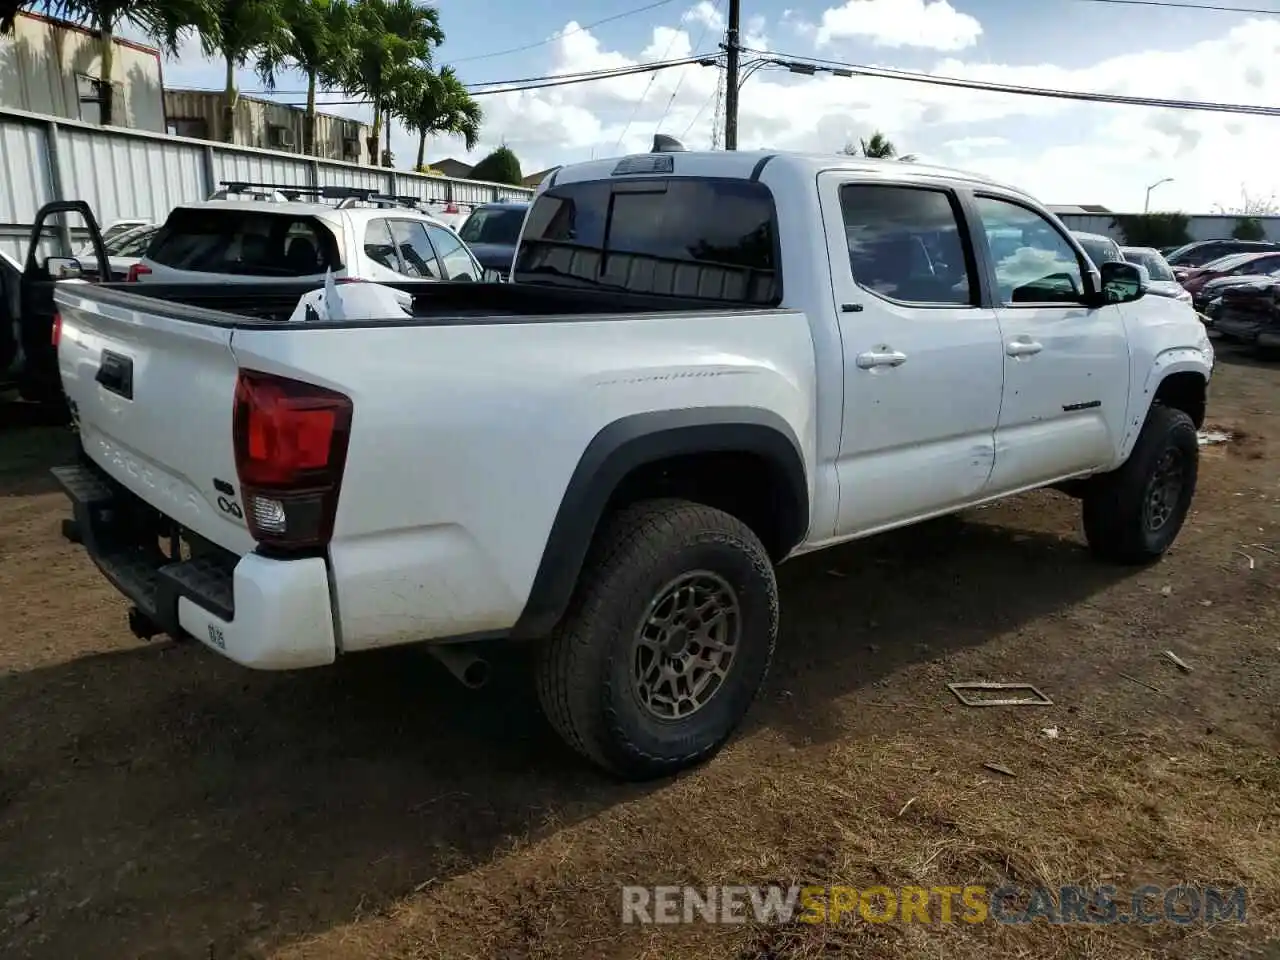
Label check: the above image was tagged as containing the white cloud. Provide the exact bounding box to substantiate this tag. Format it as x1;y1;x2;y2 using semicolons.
683;1;724;32
813;0;982;52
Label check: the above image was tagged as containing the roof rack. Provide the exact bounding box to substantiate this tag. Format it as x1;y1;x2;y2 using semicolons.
213;181;457;210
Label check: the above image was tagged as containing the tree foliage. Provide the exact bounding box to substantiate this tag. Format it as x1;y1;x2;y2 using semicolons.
468;146;523;186
841;130;917;162
1231;217;1266;241
1111;212;1192;248
20;0;487;168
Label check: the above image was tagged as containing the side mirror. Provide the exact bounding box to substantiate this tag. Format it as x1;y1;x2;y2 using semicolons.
1099;260;1147;305
44;256;83;280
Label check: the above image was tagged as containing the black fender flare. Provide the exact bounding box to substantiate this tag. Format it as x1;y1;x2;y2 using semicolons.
511;406;809;639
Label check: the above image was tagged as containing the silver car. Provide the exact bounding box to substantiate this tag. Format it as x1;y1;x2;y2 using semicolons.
1121;246;1191;303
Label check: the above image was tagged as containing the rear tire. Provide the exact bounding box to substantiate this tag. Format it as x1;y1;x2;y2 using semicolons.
536;499;778;780
1082;405;1198;564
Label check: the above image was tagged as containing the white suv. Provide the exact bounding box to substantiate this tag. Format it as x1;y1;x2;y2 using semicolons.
131;183;484;285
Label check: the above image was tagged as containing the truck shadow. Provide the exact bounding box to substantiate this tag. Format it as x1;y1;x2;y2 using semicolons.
0;500;1135;959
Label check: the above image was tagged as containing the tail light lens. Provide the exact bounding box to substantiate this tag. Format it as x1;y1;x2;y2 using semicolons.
126;263;152;282
232;370;353;554
51;312;62;347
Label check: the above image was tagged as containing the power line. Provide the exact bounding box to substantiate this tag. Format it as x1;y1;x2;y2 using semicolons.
656;0;725;134
303;55;713;106
446;0;682;64
1072;0;1280;13
613;1;692;148
741;47;1280;118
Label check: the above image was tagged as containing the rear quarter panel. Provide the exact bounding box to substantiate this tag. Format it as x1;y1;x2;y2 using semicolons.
228;310;818;650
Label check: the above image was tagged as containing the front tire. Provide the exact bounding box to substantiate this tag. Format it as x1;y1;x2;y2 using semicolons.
536;499;778;780
1082;405;1199;564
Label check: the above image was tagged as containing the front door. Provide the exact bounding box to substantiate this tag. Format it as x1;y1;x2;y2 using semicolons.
819;173;1006;537
968;194;1131;493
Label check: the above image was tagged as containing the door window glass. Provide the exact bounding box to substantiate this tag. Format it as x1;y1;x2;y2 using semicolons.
975;196;1086;305
839;184;974;306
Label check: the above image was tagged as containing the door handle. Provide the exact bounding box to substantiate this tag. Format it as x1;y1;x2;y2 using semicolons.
1005;339;1043;357
855;349;908;369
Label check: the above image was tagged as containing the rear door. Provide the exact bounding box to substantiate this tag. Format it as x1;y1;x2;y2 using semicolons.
968;193;1130;491
819;173;1006;536
55;285;254;554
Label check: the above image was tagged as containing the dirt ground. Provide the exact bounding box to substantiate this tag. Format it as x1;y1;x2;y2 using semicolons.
1;347;1277;960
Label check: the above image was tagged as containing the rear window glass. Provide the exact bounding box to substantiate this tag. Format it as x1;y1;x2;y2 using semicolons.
459;206;527;246
514;178;780;304
148;209;341;276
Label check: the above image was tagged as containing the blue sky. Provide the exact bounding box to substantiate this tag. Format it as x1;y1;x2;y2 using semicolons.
140;0;1280;211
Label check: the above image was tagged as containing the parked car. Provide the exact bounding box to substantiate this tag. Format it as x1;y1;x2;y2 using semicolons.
1165;239;1280;279
1199;266;1280;323
39;145;1213;780
1120;246;1190;303
1177;250;1280;308
1211;275;1280;353
75;223;160;282
457;200;529;281
1071;231;1124;268
132;182;484;286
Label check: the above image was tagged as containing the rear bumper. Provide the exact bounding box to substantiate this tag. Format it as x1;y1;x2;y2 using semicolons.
54;461;337;670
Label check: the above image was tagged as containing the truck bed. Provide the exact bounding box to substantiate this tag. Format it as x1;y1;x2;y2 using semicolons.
91;279;770;325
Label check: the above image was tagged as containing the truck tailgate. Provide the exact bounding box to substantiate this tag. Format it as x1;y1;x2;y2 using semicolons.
54;286;255;555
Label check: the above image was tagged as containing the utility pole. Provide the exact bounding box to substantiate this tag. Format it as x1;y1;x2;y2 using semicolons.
723;0;741;150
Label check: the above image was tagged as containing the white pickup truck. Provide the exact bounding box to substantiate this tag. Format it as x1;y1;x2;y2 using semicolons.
48;146;1214;780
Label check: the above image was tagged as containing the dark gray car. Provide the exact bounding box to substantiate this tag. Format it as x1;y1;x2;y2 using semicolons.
458;201;529;281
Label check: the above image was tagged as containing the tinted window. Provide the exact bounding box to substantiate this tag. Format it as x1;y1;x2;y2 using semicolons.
839;184;973;306
974;196;1085;304
148;210;339;276
1202;252;1259;273
389;220;440;278
515;178;779;304
459;206;527;246
425;224;481;281
364;219;398;270
1074;235;1122;268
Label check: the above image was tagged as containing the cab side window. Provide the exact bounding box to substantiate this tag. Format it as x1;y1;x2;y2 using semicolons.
974;196;1087;305
840;184;975;306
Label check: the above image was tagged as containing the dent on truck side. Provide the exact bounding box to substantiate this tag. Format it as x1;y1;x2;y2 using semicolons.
510;406;810;639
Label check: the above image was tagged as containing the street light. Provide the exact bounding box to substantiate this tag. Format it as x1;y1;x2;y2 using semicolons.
1144;177;1174;213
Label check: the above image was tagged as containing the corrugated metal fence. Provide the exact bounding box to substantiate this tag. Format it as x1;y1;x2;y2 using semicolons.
0;105;536;261
1055;213;1280;244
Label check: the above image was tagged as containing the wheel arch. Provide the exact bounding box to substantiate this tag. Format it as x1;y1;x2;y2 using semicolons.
511;407;810;639
1120;352;1211;461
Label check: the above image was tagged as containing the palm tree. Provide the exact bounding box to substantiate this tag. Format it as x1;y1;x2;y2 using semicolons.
343;0;442;165
192;0;291;142
395;65;482;170
843;130;917;162
41;0;190;125
259;0;353;154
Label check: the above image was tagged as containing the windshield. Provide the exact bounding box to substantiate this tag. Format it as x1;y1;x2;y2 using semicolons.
1122;248;1174;282
1074;235;1121;267
459;206;527;246
1200;252;1257;273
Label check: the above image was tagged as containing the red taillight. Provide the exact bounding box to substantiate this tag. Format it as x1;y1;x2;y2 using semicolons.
232;370;353;553
126;263;152;282
51;312;62;347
